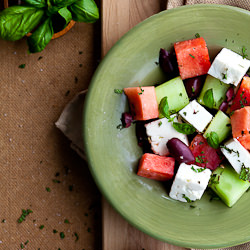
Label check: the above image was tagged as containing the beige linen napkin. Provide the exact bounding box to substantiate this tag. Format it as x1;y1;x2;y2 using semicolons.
56;1;250;250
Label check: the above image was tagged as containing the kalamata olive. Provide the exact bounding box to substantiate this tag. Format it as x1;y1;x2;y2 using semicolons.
167;138;195;164
121;112;133;128
219;101;228;113
184;76;204;99
226;87;234;102
159;48;178;78
135;122;152;153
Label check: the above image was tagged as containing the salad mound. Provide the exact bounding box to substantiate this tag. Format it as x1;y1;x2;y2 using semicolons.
116;35;250;207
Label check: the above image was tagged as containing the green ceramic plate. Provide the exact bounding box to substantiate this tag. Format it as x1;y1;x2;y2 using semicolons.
83;4;250;249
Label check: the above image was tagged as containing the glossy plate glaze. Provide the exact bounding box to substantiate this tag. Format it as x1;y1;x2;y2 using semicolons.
83;5;250;249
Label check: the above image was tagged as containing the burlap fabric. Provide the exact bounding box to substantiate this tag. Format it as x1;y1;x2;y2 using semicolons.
166;0;250;249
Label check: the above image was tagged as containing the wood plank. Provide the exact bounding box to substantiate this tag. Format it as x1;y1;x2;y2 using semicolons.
102;0;188;249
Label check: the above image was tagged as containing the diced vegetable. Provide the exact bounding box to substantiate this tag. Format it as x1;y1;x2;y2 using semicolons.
145;116;188;156
231;106;250;150
179;100;213;133
169;163;211;202
124;86;159;120
155;76;189;116
189;134;223;170
220;138;250;174
230;76;250;111
204;110;231;143
137;153;175;181
208;48;250;87
198;75;230;109
167;138;194;164
209;163;250;207
174;37;211;80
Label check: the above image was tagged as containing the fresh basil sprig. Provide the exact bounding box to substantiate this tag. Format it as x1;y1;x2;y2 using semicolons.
206;131;219;149
203;89;214;109
159;96;170;119
23;0;47;8
0;6;44;41
70;0;99;23
27;18;54;53
58;7;72;25
172;122;196;135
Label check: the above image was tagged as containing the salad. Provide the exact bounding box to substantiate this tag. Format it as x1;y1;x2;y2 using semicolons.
116;35;250;207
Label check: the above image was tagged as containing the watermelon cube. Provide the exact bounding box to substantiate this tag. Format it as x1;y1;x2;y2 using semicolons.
174;37;211;80
124;86;159;121
137;153;175;181
231;76;250;111
231;106;250;150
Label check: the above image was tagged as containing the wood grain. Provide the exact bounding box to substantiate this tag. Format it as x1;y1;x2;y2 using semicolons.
101;0;188;249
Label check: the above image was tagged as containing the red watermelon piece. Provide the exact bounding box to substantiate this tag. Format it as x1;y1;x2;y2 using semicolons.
137;153;175;181
189;134;223;171
174;37;211;80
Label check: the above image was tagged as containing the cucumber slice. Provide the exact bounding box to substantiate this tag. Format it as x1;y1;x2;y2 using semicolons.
210;163;250;207
204;110;231;143
155;76;189;116
198;75;230;109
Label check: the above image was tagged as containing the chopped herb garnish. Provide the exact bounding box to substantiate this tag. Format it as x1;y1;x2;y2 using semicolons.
2;219;6;223
220;145;239;157
183;112;187;116
195;155;208;164
60;232;65;239
17;209;33;223
182;194;192;203
159;96;170;118
64;219;70;224
53;229;58;234
116;124;124;130
38;56;43;60
114;89;123;94
209;174;220;185
206;131;220;149
52;179;61;183
168;115;176;122
19;64;26;69
138;86;144;95
39;225;44;230
55;172;60;177
190;205;196;208
195;33;200;38
239;164;250;181
158;121;162;127
74;232;79;242
21;243;24;249
172;122;196;135
226;123;231;127
191;86;195;93
46;187;51;192
242;46;248;59
79;51;83;55
25;240;29;245
189;54;195;59
179;93;182;96
222;72;227;80
203;89;214;109
199;141;204;145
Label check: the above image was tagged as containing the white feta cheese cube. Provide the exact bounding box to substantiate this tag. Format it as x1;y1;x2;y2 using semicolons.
169;163;212;202
179;100;213;132
208;48;250;87
145;115;188;156
220;138;250;174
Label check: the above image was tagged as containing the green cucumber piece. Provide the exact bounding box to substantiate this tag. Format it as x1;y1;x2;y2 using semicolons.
155;76;189;116
198;75;230;109
210;163;250;207
204;110;231;143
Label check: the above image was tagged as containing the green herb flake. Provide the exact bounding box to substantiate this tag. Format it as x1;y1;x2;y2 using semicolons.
239;164;250;181
19;64;26;69
52;179;61;184
206;131;220;149
53;229;58;234
242;46;248;59
209;174;220;186
46;187;51;192
189;54;195;59
191;166;197;173
38;56;43;61
17;209;33;223
183;112;187;116
179;93;183;96
191;86;195;93
114;89;123;94
39;225;44;230
158;121;162;127
222;72;227;80
74;232;79;242
138;86;144;95
2;219;6;223
25;240;29;245
220;145;239;157
159;96;170;118
172;122;196;135
203;89;214;109
182;194;192;203
195;33;200;38
190;205;196;208
21;243;24;249
60;232;65;239
64;219;70;224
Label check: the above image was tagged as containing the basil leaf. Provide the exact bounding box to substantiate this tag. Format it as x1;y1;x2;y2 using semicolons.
240;165;250;181
159;96;170;119
27;18;54;53
58;7;72;25
52;0;78;7
172;122;196;135
0;6;44;41
23;0;47;8
206;131;219;149
203;89;214;109
69;0;99;23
